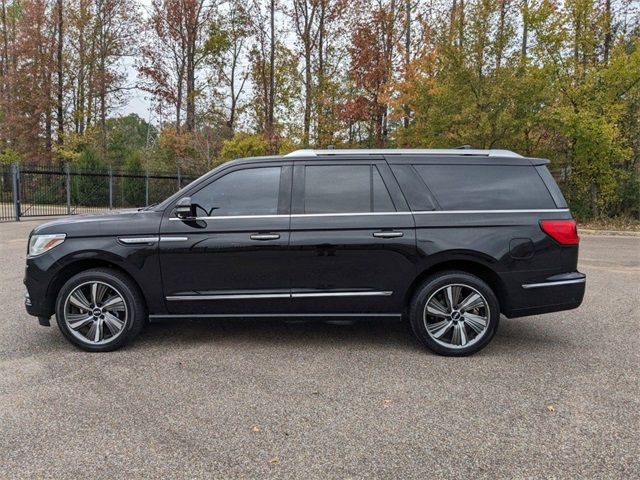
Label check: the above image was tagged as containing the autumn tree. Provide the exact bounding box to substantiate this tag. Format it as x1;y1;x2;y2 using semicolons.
343;1;401;146
204;0;250;132
139;0;213;133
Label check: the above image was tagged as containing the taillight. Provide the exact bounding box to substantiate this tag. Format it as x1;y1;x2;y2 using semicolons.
540;219;580;245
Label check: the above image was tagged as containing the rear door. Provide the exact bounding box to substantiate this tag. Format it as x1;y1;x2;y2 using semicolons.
288;157;416;315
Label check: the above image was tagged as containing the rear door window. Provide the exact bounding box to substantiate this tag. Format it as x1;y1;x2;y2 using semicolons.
414;165;556;210
303;165;395;214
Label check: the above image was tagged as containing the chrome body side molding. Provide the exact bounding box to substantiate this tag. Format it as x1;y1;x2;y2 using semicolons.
119;236;189;244
149;313;403;319
119;237;160;244
166;291;394;301
521;278;586;289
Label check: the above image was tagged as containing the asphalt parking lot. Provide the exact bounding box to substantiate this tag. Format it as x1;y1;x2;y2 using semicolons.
1;219;638;479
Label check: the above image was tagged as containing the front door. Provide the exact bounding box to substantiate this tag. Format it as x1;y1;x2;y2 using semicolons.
288;158;417;316
159;162;292;315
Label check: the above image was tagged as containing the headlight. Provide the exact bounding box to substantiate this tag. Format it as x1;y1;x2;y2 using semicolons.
28;234;66;257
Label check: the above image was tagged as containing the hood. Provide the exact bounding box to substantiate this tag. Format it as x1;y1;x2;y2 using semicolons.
31;209;163;238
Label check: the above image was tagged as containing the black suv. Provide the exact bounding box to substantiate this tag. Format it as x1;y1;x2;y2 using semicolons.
24;149;585;355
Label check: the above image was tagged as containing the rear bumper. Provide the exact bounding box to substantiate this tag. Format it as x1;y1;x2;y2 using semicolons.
503;272;586;318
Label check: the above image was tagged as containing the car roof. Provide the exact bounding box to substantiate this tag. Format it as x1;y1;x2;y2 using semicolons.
285;148;523;158
226;149;549;167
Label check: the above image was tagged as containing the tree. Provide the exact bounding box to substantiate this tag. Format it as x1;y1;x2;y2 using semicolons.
204;0;250;132
139;0;213;134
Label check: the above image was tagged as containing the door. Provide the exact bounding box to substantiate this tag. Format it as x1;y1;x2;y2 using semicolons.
288;158;417;315
159;162;292;315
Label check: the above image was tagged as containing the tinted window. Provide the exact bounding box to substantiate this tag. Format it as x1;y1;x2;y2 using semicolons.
390;165;436;211
373;168;395;212
191;167;281;216
304;165;395;214
414;165;555;210
536;165;567;208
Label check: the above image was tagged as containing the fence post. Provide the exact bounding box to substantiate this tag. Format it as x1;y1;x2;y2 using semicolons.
177;167;181;189
145;172;149;207
109;167;113;209
65;164;71;215
11;162;20;221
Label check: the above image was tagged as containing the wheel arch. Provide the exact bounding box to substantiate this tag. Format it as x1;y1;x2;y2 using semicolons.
404;259;507;314
45;258;149;317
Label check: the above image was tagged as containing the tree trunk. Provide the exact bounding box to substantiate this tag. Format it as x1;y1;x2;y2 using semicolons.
186;52;195;132
303;44;312;147
521;0;528;58
56;0;63;145
496;1;507;69
267;0;275;153
403;0;411;129
603;0;611;63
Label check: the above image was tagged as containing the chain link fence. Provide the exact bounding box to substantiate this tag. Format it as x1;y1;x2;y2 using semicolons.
0;163;195;222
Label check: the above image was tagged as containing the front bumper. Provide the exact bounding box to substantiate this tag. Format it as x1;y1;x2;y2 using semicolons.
503;272;586;318
24;260;55;319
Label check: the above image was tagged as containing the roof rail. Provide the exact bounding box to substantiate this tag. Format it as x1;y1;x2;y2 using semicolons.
284;148;522;158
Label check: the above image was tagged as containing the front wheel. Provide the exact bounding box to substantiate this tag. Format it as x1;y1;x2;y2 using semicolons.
55;268;146;352
409;271;500;356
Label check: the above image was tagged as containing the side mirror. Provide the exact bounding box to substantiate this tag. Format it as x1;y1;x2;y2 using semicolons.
175;197;194;220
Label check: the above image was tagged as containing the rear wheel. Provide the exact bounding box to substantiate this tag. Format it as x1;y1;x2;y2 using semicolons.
409;271;500;356
55;268;146;352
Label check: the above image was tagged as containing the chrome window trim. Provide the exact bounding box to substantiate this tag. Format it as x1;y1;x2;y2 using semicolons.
169;212;409;220
168;209;569;221
292;212;407;218
413;209;570;214
522;278;586;289
169;214;287;221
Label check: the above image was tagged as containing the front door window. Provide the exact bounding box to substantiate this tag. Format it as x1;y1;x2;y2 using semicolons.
190;166;281;217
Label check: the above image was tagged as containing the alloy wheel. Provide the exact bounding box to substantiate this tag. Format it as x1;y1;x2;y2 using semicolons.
423;283;490;349
63;281;128;345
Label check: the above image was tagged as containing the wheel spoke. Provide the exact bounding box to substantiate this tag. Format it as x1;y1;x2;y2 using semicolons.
457;323;468;346
427;319;448;333
431;320;453;339
94;319;103;342
102;295;125;311
445;286;458;310
426;298;449;318
90;283;98;305
464;313;487;334
103;312;124;335
66;313;93;330
451;323;459;345
86;321;97;341
69;289;91;311
458;292;483;312
95;283;109;306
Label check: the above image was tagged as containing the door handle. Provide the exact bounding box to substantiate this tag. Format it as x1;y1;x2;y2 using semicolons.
373;231;404;238
250;233;281;241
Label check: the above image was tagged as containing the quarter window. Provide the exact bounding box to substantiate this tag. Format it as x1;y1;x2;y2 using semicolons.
190;167;281;216
414;165;556;210
303;165;395;214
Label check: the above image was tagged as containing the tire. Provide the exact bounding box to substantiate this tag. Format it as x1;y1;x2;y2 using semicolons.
55;268;146;352
409;271;500;356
